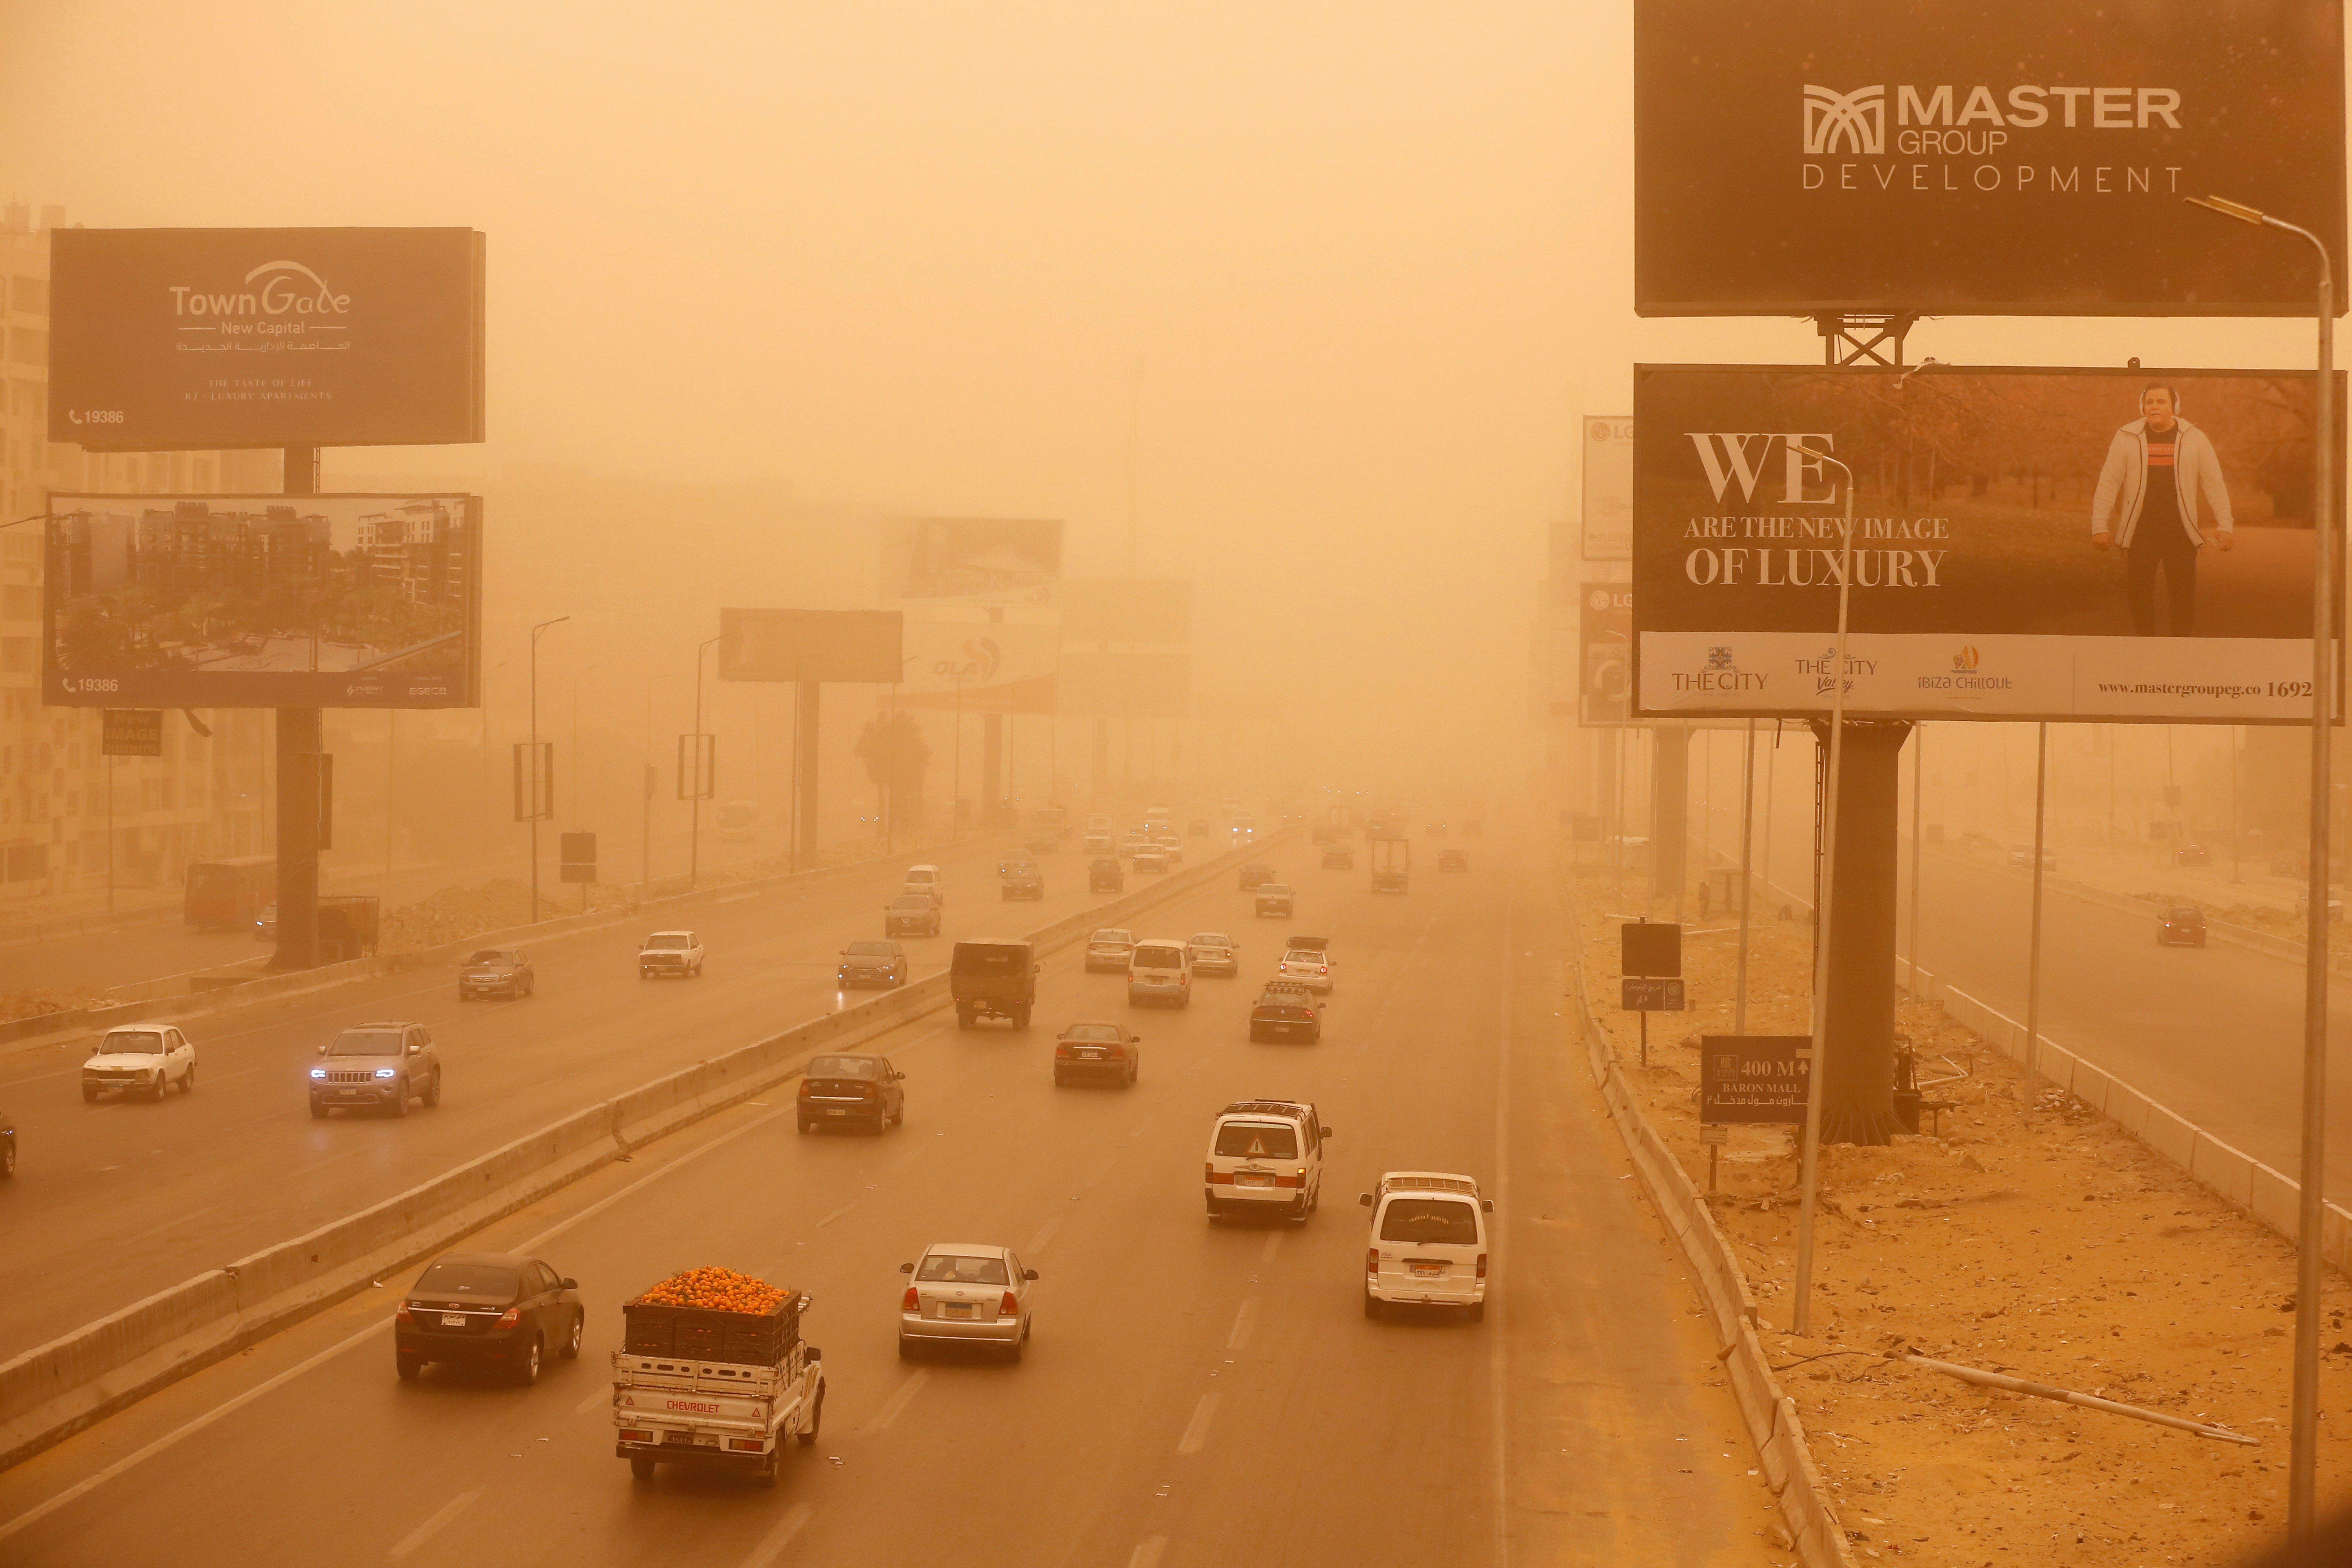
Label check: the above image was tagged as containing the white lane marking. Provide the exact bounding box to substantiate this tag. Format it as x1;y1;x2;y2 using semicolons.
1080;1155;1118;1189
1258;1231;1284;1265
1127;1538;1168;1568
1176;1392;1221;1455
862;1370;929;1433
740;1501;814;1568
0;1099;800;1544
1226;1297;1259;1352
389;1486;485;1559
574;1384;614;1416
1123;1114;1158;1142
885;1147;926;1174
1024;1215;1064;1256
122;1204;216;1245
718;893;759;905
816;1202;857;1228
1489;886;1514;1567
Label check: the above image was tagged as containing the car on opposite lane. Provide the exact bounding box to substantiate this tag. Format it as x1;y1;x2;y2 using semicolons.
998;859;1045;900
1085;928;1136;972
1053;1021;1141;1087
81;1025;198;1103
1154;835;1185;866
310;1022;441;1118
396;1251;583;1383
1132;847;1169;875
638;930;706;979
1187;818;1211;837
1437;848;1468;873
2157;907;2208;947
898;1244;1039;1361
885;893;943;938
2007;843;2056;872
797;1052;906;1133
837;940;909;988
1187;931;1238;977
1361;1171;1492;1322
458;946;535;1000
1254;883;1295;919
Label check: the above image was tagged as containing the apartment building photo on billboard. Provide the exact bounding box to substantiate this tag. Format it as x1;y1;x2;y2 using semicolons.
43;492;481;708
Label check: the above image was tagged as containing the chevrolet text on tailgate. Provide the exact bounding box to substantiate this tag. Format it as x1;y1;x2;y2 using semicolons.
611;1266;824;1488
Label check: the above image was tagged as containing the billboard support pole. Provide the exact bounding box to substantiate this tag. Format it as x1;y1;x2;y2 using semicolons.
1733;720;1755;1033
2025;724;2050;1082
795;681;820;872
1908;726;1924;993
692;635;719;886
2186;194;2335;1542
528;617;570;922
269;445;322;973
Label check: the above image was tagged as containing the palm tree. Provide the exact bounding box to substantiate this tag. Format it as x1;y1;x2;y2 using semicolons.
855;709;931;839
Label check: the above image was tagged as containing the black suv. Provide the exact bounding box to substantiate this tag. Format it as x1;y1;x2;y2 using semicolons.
998;860;1045;900
837;940;909;989
458;947;535;1000
1238;862;1278;891
396;1252;581;1384
2157;907;2207;947
1089;857;1125;893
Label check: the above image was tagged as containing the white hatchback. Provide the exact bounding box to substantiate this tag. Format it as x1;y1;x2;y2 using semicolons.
1277;948;1333;993
1361;1171;1492;1321
1085;928;1136;973
897;1243;1038;1361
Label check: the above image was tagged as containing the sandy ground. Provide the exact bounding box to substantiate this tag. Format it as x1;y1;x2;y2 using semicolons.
1563;853;2352;1566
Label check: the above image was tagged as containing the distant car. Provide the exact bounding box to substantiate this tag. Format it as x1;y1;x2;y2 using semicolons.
1437;849;1468;873
903;864;945;905
1248;981;1322;1043
1238;862;1278;890
310;1022;440;1118
1360;1171;1492;1322
1321;847;1354;870
2299;890;2345;922
1025;831;1062;855
1425;821;1448;837
2174;844;2210;867
885;894;942;938
1054;1021;1141;1087
0;1108;13;1178
639;930;706;978
1254;883;1295;919
898;1244;1038;1362
1089;857;1126;893
254;903;277;941
1187;931;1238;977
82;1025;198;1103
1085;928;1137;972
998;860;1045;901
837;940;909;989
1154;835;1185;866
1312;826;1336;845
458;947;535;1000
1278;947;1333;993
2007;843;2056;872
797;1052;906;1133
1204;1099;1330;1223
1187;819;1211;837
2157;907;2208;947
1083;829;1114;854
1133;849;1169;875
396;1251;582;1383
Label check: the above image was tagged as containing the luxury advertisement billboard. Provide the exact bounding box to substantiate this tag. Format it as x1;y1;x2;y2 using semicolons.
1630;366;2342;724
43;492;482;708
878;518;1061;608
1633;0;2346;315
47;228;487;450
1582;417;1635;560
892;622;1060;714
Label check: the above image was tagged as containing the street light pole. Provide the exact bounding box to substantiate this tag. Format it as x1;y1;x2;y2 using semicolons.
1788;443;1857;1340
528;617;570;923
2187;192;2334;1540
692;636;720;887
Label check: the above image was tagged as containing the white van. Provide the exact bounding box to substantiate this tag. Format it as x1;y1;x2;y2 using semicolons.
1360;1170;1492;1321
1203;1099;1330;1223
1126;937;1192;1007
903;864;943;906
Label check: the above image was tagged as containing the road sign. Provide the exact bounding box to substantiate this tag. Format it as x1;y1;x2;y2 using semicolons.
1621;977;1686;1011
1699;1034;1811;1125
101;709;163;757
559;831;597;885
1621;921;1682;978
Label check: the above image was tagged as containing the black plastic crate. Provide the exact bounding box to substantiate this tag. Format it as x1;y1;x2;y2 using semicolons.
624;1294;801;1363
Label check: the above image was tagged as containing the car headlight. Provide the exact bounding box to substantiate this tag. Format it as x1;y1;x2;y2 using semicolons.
374;1068;398;1080
309;1068;326;1079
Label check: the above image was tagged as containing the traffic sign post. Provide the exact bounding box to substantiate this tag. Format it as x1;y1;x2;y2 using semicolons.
1619;920;1684;1067
1699;1033;1811;1192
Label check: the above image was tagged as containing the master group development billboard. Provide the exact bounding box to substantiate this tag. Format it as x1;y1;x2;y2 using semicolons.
879;517;1061;608
44;493;482;708
1630;366;2342;725
1634;0;2346;315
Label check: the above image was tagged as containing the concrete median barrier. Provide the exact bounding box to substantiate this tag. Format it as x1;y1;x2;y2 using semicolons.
0;828;1287;1473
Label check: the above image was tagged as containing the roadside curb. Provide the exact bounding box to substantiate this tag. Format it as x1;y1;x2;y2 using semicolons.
1560;874;1859;1568
0;829;1289;1473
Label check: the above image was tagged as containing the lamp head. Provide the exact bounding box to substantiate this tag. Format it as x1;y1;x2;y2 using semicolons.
2185;194;2266;226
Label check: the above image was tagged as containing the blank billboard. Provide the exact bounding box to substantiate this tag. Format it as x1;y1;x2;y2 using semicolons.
719;608;904;684
1060;579;1191;648
1058;651;1192;718
45;493;481;708
879;518;1060;608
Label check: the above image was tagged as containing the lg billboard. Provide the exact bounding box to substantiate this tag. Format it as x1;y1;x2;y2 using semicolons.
1629;366;2343;724
1634;0;2346;315
47;228;486;450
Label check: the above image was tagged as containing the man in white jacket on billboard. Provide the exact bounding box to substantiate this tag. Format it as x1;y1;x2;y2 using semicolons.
2089;384;2235;636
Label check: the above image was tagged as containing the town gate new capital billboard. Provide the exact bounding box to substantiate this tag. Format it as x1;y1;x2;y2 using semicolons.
1629;365;2343;725
48;228;486;450
1633;0;2346;315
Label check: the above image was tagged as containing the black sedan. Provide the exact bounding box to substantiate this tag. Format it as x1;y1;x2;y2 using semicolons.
1254;884;1296;919
999;860;1046;900
1089;857;1126;893
1437;849;1468;873
1321;847;1354;870
837;940;909;989
458;947;535;1000
2157;907;2208;947
396;1252;581;1384
797;1052;906;1133
1054;1021;1141;1087
1238;862;1278;891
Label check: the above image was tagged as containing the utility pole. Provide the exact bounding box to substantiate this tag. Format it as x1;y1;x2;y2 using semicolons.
691;635;719;886
528;616;569;922
269;445;323;971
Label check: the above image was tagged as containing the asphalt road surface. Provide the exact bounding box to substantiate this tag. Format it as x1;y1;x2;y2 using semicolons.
0;830;1234;1358
0;837;1777;1567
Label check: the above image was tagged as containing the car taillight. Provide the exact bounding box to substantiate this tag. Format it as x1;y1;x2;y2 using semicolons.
618;1429;653;1443
1366;1248;1380;1275
728;1438;765;1452
495;1306;520;1328
861;1082;879;1098
1206;1162;1217;1183
902;1286;920;1312
395;1303;415;1324
1476;1253;1488;1279
999;1292;1020;1315
1317;966;1327;974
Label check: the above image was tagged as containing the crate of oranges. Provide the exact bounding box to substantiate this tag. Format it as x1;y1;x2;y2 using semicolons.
624;1267;803;1363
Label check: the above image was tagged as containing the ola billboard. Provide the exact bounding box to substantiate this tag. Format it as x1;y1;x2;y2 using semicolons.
1630;365;2342;724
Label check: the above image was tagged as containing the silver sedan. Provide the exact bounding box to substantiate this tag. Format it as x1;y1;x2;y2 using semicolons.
897;1243;1039;1362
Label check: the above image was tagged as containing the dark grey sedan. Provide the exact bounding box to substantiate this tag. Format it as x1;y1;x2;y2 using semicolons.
837;940;909;989
396;1252;582;1385
458;947;535;1000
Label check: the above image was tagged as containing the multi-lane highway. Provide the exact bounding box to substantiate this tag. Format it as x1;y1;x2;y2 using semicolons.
0;832;1779;1567
0;831;1203;1357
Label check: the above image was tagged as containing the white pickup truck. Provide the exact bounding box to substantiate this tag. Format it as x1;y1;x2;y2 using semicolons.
612;1304;824;1486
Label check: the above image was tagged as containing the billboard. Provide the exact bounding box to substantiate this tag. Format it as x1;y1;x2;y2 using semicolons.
1060;578;1192;648
1581;417;1634;560
893;622;1059;714
1699;1036;1811;1125
1058;651;1192;718
1630;366;2342;724
48;228;486;450
719;608;904;683
44;492;481;708
879;518;1060;608
1633;0;2346;316
1579;581;1634;725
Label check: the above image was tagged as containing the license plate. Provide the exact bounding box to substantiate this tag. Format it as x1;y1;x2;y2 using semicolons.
827;1108;847;1117
1236;1172;1274;1188
440;1313;468;1327
943;1303;973;1319
1410;1263;1444;1278
1076;1049;1101;1058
